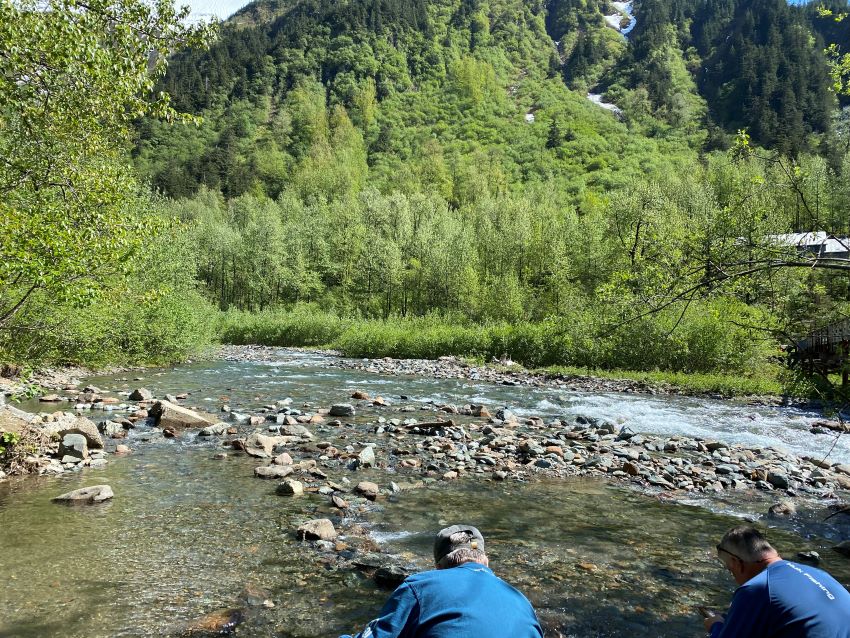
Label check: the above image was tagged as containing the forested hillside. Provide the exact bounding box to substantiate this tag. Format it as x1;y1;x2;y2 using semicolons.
615;0;843;155
125;0;850;383
136;0;849;199
136;0;699;202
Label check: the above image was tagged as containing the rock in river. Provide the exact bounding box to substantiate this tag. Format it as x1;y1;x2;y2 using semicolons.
149;400;214;430
358;445;376;467
296;518;337;541
182;608;244;636
52;485;114;504
129;388;153;401
58;432;89;460
41;415;103;449
768;501;796;517
277;479;304;495
254;465;294;479
355;481;380;500
197;422;229;437
329;404;355;417
243;432;284;458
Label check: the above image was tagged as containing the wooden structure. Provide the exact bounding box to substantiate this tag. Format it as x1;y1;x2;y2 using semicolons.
793;317;850;386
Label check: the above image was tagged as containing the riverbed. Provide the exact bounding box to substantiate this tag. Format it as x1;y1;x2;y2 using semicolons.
1;349;848;637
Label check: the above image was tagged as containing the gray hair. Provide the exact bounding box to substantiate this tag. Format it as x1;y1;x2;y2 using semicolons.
436;531;488;568
718;526;776;562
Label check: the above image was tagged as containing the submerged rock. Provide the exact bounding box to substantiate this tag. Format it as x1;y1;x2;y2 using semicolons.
182;608;244;636
52;484;113;504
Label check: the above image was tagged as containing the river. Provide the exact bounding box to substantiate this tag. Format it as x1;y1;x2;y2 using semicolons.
1;350;848;637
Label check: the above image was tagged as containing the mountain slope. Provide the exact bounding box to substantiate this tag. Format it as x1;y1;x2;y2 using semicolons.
611;0;839;155
134;0;700;201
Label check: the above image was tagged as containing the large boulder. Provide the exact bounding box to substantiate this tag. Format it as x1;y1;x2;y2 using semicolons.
149;400;214;431
52;485;113;504
41;415;103;449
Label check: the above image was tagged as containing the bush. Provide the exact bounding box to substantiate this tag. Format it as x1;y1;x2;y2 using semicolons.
215;298;774;377
216;305;350;347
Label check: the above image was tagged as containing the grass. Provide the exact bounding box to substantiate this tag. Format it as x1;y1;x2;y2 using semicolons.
539;365;786;398
215;308;797;398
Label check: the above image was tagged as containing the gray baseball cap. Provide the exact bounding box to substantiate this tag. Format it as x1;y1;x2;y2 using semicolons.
434;524;486;563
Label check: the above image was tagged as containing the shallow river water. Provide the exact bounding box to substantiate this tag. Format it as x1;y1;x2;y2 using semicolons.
1;351;849;637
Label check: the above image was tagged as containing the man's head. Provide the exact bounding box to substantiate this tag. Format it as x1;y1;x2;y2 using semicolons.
434;524;488;569
716;526;782;585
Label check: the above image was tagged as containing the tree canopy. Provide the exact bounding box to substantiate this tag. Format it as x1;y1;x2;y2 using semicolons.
0;0;215;328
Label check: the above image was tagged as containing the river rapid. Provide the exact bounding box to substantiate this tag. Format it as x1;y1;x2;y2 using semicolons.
1;350;848;637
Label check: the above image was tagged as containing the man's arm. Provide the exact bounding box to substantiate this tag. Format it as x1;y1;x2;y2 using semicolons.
340;582;421;638
708;583;772;638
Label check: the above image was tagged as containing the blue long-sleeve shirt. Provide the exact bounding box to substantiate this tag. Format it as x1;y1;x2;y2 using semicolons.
710;560;850;638
340;562;544;638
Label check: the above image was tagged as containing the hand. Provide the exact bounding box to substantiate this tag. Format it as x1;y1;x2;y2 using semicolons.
703;614;724;632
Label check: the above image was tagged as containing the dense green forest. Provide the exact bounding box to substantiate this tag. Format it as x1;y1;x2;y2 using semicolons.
2;0;850;395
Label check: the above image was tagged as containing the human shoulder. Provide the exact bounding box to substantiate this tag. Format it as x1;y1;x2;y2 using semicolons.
403;564;494;587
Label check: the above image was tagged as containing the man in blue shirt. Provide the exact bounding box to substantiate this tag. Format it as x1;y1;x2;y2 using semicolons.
704;525;850;638
340;524;544;638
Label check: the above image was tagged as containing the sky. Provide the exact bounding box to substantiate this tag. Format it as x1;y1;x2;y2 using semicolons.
185;0;816;21
184;0;252;20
